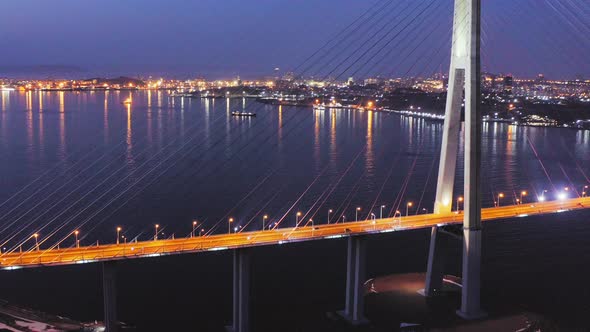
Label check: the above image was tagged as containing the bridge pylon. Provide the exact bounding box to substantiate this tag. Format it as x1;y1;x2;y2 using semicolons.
427;0;485;320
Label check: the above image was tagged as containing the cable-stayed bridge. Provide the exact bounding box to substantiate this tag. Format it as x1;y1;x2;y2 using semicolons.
1;0;590;331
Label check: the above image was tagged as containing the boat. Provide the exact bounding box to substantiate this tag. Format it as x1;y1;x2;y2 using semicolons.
231;111;256;117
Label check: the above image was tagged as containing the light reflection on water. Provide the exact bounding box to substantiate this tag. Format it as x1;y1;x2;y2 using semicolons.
0;90;587;244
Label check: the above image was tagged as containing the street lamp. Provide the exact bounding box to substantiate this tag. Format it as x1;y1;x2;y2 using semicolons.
380;205;386;219
116;227;122;245
310;218;314;228
328;209;333;224
457;196;463;213
355;207;361;222
497;193;505;207
406;202;413;217
154;224;160;240
229;218;234;234
74;230;79;248
296;212;302;228
33;233;39;251
263;215;269;230
583;185;588;197
520;191;527;204
200;228;206;237
192;221;198;238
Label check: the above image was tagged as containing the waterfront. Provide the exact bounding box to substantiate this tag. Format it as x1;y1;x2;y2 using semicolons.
0;90;589;330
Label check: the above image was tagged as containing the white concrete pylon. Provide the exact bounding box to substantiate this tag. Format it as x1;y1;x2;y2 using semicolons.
432;0;485;319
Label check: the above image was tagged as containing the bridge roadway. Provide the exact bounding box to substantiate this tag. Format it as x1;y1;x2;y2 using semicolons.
2;197;589;270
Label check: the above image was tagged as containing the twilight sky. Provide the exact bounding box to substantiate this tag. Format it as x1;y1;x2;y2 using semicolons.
1;0;589;79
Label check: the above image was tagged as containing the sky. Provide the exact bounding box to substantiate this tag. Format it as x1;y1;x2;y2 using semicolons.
1;0;589;79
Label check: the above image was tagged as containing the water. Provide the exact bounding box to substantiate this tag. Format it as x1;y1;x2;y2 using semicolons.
0;90;589;331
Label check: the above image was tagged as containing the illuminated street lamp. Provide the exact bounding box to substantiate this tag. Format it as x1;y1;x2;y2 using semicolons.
406;202;413;217
199;228;206;237
296;212;302;228
229;218;234;234
116;227;122;245
328;209;333;224
154;224;160;240
380;205;386;219
520;191;527;204
192;221;198;238
355;207;361;222
263;215;269;230
33;233;39;251
457;196;464;213
583;185;588;197
539;189;548;202
497;193;505;207
310;218;314;228
73;230;80;248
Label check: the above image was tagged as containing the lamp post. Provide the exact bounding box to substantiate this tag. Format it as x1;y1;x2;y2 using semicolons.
328;209;333;224
539;189;548;202
520;191;527;204
457;196;464;213
199;228;205;237
380;205;386;219
263;215;268;230
74;230;79;248
406;202;413;217
355;207;361;222
154;224;159;240
116;227;122;245
583;185;588;197
497;193;505;207
229;218;234;234
33;233;39;251
192;221;197;238
296;212;302;228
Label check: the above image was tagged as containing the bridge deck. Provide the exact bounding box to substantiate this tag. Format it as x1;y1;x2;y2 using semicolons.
2;197;589;269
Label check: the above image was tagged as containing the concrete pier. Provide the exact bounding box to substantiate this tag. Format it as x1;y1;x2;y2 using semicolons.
338;236;368;324
422;227;451;297
102;261;118;332
227;249;251;332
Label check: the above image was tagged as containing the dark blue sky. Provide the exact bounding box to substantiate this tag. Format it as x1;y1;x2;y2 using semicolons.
1;0;589;79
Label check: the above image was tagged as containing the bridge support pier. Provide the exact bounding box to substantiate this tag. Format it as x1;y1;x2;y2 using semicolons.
338;236;368;325
420;226;451;297
102;261;118;332
457;227;485;319
226;249;251;332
